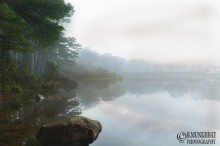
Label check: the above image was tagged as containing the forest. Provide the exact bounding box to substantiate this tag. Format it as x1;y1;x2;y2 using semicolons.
0;0;121;99
0;0;76;98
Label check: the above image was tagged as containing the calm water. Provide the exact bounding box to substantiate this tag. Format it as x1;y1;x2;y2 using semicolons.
0;78;220;146
79;79;220;146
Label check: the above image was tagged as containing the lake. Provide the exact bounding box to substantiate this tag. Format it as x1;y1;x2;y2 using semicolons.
78;79;220;146
0;78;220;146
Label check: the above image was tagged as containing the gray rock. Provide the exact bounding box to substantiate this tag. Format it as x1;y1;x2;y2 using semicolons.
36;116;102;146
35;94;45;103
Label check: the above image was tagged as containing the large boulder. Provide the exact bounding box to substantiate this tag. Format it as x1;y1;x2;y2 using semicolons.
36;116;102;146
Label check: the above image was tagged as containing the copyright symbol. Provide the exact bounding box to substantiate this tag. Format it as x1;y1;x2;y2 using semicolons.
177;132;186;142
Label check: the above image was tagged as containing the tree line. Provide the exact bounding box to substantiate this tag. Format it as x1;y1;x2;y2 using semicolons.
77;49;220;75
0;0;79;98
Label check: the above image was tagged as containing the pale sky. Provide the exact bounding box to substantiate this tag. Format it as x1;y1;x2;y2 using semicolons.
65;0;220;64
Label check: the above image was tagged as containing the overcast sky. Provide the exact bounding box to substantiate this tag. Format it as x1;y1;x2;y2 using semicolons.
65;0;220;64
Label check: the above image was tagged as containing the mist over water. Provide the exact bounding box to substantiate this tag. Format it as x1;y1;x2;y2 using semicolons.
71;48;220;145
1;65;220;145
78;78;220;146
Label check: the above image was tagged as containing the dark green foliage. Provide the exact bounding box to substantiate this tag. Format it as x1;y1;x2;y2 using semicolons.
0;1;79;98
42;62;78;92
0;59;78;98
57;76;78;91
83;67;122;80
0;0;76;73
0;59;26;97
43;62;60;80
0;3;31;53
6;0;74;47
46;37;81;70
55;37;80;62
24;74;43;91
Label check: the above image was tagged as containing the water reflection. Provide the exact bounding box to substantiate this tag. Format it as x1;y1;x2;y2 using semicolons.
82;92;220;146
77;78;220;146
77;79;220;109
0;96;81;146
1;77;220;146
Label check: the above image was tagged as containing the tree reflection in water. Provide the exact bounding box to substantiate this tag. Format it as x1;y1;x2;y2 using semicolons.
0;95;81;146
1;77;220;146
77;78;220;109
